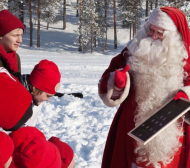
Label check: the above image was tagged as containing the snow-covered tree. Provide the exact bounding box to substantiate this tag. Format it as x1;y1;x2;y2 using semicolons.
6;0;25;23
180;1;190;27
95;0;111;51
0;0;8;10
118;0;143;39
77;0;102;53
36;0;61;30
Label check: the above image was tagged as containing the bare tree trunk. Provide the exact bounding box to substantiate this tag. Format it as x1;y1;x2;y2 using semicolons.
130;23;131;40
78;0;82;51
150;0;153;10
132;2;137;37
94;31;96;48
91;26;93;53
47;11;49;30
63;0;66;30
37;0;40;47
155;0;158;8
76;0;79;17
134;23;136;35
0;1;4;10
29;0;33;47
47;22;49;30
104;0;107;50
8;0;11;11
19;1;24;23
133;23;136;38
113;0;117;49
146;0;148;17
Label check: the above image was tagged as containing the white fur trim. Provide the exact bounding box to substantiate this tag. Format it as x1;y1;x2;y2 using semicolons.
181;86;190;125
98;72;130;107
181;86;190;100
148;8;177;31
184;112;190;125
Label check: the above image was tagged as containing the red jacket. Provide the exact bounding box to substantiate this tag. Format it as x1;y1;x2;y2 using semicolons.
99;47;190;168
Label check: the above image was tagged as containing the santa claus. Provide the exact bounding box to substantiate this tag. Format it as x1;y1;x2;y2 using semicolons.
99;7;190;168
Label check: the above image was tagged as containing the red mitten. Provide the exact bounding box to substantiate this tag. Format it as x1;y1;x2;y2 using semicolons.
114;65;130;89
173;91;188;100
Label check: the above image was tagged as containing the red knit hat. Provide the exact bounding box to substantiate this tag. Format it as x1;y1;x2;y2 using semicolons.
0;10;24;37
0;68;32;130
29;59;61;94
13;136;61;168
0;131;14;165
48;136;74;168
9;126;46;149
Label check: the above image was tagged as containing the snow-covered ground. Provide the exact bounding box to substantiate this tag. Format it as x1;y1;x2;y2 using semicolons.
17;4;129;168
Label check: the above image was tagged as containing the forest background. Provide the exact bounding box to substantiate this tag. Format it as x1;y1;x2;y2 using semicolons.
1;0;190;53
1;0;190;167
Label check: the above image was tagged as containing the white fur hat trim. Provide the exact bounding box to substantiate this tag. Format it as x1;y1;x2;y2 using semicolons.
148;8;177;31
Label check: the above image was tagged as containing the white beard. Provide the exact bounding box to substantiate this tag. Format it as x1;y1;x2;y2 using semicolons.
127;29;187;167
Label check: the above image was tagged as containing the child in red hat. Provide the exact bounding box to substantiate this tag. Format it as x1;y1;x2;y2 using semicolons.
10;127;62;168
0;131;14;168
49;136;75;168
17;59;61;126
10;127;75;168
9;126;46;149
0;67;32;131
0;10;25;76
13;136;61;168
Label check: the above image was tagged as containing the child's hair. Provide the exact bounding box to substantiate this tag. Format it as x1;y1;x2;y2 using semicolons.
28;82;43;95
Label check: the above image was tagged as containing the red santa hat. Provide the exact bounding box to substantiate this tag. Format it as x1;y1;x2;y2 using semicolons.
0;10;24;37
148;7;190;79
48;136;74;168
29;59;61;94
0;131;14;165
0;68;33;131
9;126;46;149
13;136;61;168
148;7;177;31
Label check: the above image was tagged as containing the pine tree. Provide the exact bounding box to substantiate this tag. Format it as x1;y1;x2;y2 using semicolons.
77;0;101;53
95;0;110;51
118;0;143;39
0;0;8;10
39;0;61;30
180;1;190;25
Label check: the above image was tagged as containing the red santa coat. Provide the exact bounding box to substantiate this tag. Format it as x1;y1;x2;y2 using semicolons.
99;47;190;168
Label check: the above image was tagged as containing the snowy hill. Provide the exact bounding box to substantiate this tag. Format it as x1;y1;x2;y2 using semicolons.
18;3;130;168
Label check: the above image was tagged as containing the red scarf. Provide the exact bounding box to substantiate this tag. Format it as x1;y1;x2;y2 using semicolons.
0;44;18;72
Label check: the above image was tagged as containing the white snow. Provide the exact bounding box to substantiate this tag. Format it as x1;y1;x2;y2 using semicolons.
17;4;129;168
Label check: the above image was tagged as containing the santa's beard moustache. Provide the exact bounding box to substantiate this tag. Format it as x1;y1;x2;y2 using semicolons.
128;37;167;66
128;36;185;167
134;121;183;168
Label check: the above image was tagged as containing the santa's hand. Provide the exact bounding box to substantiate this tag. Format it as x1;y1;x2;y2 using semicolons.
114;65;130;89
173;91;188;100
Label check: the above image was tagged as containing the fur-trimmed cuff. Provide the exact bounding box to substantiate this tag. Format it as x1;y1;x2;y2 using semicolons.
181;86;190;100
98;72;130;107
181;86;190;124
